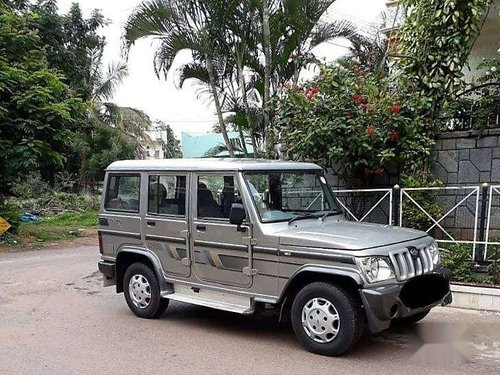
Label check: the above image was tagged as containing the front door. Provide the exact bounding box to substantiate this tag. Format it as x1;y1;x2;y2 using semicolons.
143;173;191;278
191;173;252;287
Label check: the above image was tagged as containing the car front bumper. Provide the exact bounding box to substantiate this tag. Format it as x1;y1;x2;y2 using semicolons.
359;267;452;333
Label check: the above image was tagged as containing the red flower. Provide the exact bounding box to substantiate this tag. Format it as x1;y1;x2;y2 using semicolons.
305;87;320;100
366;126;376;137
352;94;363;103
363;168;373;177
390;103;401;114
375;167;384;176
389;130;400;141
361;103;369;111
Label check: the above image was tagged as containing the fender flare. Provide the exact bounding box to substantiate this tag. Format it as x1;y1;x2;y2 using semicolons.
279;264;364;302
115;246;171;294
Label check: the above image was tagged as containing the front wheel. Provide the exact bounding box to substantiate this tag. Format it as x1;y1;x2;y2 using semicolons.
123;262;169;319
291;282;363;356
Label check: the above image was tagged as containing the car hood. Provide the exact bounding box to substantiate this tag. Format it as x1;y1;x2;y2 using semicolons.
278;220;427;250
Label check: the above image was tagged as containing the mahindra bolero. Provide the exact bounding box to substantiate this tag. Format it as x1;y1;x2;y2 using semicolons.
97;159;451;356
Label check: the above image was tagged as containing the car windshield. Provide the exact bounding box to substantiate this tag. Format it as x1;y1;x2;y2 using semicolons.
244;171;341;223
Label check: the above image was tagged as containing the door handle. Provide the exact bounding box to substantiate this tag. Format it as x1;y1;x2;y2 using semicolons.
146;220;156;227
196;224;206;232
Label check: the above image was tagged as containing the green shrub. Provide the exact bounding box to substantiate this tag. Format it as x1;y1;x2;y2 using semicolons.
10;172;52;200
6;193;100;215
401;172;443;232
441;244;476;283
487;260;500;285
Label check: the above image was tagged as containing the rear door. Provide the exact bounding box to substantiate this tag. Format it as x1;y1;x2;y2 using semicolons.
191;173;253;287
143;173;191;278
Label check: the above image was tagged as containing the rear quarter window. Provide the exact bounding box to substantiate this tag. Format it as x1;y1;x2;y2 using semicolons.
104;174;141;213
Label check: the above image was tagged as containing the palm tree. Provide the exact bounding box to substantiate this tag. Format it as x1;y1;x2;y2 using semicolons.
88;48;152;148
124;0;237;157
124;0;355;158
247;1;353;155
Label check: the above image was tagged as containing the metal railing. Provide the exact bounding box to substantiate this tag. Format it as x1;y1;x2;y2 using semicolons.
332;184;500;263
399;186;481;259
485;185;500;260
333;188;393;225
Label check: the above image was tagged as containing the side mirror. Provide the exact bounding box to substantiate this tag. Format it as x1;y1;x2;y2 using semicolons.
229;203;246;227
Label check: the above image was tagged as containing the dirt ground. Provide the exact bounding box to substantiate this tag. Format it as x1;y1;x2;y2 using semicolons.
0;244;499;375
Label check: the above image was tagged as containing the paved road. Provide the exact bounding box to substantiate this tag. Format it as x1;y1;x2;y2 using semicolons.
0;246;499;375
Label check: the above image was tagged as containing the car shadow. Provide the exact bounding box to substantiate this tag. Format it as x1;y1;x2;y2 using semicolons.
158;300;422;358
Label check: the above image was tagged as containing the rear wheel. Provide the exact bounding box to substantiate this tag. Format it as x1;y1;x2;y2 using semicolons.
291;282;363;356
123;262;168;319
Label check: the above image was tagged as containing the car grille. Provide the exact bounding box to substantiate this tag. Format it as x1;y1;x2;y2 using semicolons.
389;246;435;281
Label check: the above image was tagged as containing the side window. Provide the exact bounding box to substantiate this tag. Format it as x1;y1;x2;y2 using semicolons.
105;174;140;213
197;175;240;219
148;175;186;216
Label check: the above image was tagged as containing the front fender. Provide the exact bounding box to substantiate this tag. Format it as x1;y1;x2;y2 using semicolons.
279;264;364;302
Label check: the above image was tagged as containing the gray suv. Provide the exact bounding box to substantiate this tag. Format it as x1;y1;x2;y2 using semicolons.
98;159;451;356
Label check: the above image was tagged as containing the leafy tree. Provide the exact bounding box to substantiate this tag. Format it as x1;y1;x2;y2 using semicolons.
74;124;136;186
32;0;106;101
0;4;82;194
397;0;493;117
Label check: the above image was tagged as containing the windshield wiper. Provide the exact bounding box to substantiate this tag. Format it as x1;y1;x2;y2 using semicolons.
288;212;319;225
320;210;341;221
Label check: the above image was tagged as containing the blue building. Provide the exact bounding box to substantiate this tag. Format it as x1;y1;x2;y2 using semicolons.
181;132;254;158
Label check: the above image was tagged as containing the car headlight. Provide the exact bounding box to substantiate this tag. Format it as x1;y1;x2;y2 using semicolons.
427;241;440;265
358;257;395;283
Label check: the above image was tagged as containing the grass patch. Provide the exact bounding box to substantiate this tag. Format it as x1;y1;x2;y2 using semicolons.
18;211;98;243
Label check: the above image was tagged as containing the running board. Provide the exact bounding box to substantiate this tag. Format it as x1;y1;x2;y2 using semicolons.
162;284;254;315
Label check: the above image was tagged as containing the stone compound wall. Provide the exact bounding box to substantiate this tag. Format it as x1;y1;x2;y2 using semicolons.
432;128;500;241
326;128;500;241
432;128;500;185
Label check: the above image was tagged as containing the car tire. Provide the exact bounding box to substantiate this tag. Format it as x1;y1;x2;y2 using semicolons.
393;310;430;326
123;262;169;319
291;282;363;356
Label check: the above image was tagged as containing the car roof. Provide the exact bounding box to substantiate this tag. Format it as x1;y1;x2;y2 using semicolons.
106;158;322;172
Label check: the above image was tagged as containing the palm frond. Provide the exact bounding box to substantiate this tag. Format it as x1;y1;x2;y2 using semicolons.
308;20;356;49
175;62;210;88
92;61;128;102
124;0;178;45
153;31;200;78
101;103;152;143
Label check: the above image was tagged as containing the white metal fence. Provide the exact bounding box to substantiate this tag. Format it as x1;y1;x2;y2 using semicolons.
332;184;500;262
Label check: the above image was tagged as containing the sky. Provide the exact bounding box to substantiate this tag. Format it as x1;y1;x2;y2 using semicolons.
57;0;387;137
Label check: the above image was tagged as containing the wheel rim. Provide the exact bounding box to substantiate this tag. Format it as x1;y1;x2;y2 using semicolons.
128;274;152;309
301;297;340;343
